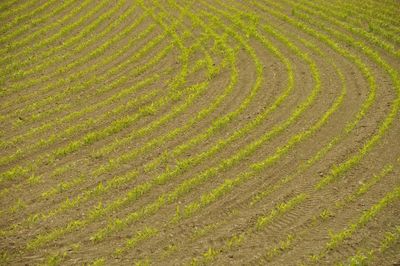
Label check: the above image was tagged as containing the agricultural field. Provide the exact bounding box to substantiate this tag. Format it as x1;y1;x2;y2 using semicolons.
0;0;399;265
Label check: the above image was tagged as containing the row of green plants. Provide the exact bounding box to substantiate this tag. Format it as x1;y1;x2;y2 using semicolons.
9;3;226;263
68;0;318;258
160;0;390;262
18;0;242;253
0;53;191;216
87;4;267;243
1;77;160;204
0;1;137;109
198;0;398;262
0;0;94;69
0;34;163;165
1;0;219;224
1;0;133;104
252;163;395;265
255;0;399;191
0;0;33;20
0;0;58;39
5;21;159;130
338;225;400;266
0;11;171;163
285;1;400;189
0;0;77;50
83;0;320;254
175;151;395;264
309;185;400;263
0;38;179;216
3;0;396;262
1;19;215;232
306;0;400;46
152;5;350;262
0;31;172;182
2;0;128;85
2;0;216;243
173;0;323;220
109;0;397;263
291;0;399;58
189;193;307;265
2;63;160;152
246;0;377;205
348;0;400;28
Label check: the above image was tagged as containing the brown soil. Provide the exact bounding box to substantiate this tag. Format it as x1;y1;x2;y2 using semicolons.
1;0;399;265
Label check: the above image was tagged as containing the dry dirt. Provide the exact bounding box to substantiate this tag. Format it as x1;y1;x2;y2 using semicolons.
0;0;399;265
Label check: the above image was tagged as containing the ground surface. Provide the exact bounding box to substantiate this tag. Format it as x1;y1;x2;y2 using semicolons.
0;0;399;265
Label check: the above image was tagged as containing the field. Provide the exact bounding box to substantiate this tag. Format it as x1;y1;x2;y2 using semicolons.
0;0;399;265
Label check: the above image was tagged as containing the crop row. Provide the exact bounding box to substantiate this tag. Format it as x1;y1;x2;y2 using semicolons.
0;23;159;156
1;0;219;236
2;0;128;86
15;0;255;254
183;0;398;262
1;2;142;110
1;0;398;264
0;0;35;22
0;32;174;184
0;0;95;69
82;0;398;262
0;0;59;39
67;0;328;261
0;0;77;49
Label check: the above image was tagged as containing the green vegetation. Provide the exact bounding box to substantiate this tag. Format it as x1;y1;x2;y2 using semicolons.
1;0;399;265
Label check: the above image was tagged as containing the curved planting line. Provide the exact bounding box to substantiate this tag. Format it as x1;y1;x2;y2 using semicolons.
84;0;321;250
0;18;156;129
248;164;395;264
0;0;93;97
0;0;78;47
338;225;400;266
154;9;349;262
0;0;19;13
0;26;198;204
0;39;177;177
0;0;95;67
305;0;400;47
0;0;59;36
1;1;398;264
0;26;166;161
0;74;162;167
1;0;216;236
254;0;377;136
86;9;264;241
282;7;400;189
1;1;133;88
308;185;400;263
1;18;229;235
185;0;400;262
0;3;142;121
355;0;400;28
1;2;95;100
133;0;392;261
290;0;400;58
3;0;231;227
19;1;259;251
0;8;171;142
0;0;35;21
17;82;213;250
1;58;213;236
252;0;399;191
231;0;376;206
334;1;400;35
0;49;184;191
0;33;172;182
